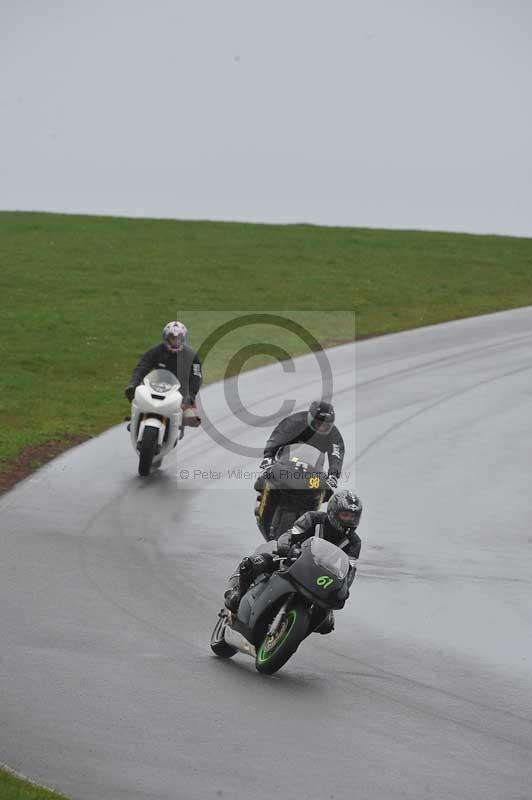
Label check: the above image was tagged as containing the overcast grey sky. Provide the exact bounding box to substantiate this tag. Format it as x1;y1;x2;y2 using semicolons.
1;0;531;235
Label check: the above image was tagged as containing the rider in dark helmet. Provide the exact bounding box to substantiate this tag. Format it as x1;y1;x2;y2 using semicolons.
307;400;336;434
124;321;202;426
321;489;363;538
254;400;345;534
224;489;362;634
258;400;345;491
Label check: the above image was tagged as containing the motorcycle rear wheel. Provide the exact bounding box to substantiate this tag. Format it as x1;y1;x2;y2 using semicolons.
269;507;299;540
255;604;310;675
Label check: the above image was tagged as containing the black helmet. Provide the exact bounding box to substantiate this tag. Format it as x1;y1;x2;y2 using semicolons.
308;400;335;434
327;490;362;532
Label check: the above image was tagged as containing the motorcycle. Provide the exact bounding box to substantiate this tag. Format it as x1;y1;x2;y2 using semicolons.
129;369;183;476
210;537;351;675
254;443;328;541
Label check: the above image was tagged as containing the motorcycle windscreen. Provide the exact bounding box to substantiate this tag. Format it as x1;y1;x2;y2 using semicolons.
285;538;350;609
309;537;350;580
144;369;179;394
277;443;326;472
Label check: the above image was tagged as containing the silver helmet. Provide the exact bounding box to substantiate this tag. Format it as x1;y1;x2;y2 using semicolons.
163;320;188;353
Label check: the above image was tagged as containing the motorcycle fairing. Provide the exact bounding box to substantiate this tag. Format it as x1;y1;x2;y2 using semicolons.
285;539;350;610
235;572;295;646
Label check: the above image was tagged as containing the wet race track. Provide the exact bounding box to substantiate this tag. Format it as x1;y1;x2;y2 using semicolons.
1;309;532;799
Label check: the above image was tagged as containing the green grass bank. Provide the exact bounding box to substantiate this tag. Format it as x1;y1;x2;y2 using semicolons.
1;210;531;478
0;767;69;800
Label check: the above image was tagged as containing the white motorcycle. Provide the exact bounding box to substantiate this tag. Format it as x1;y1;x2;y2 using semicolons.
129;369;183;476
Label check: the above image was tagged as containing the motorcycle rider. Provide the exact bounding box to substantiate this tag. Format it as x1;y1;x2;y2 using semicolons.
124;321;202;426
253;400;345;532
258;400;344;494
225;489;362;634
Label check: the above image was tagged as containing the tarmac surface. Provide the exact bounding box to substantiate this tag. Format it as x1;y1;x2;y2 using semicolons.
1;308;531;799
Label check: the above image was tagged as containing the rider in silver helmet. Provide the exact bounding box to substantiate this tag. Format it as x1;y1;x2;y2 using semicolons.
124;320;202;426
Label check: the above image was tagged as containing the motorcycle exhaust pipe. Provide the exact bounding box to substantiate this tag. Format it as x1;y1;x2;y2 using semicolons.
224;626;256;659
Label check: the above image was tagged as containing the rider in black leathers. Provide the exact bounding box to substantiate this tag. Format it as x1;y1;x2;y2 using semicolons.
254;401;345;533
124;320;202;426
225;490;362;634
259;401;345;489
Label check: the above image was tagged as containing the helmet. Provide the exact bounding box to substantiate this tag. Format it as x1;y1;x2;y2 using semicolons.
163;321;188;353
308;400;335;434
327;490;362;532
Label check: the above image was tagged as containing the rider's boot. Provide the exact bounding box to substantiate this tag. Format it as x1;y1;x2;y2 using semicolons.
223;557;255;612
223;584;241;613
314;610;335;635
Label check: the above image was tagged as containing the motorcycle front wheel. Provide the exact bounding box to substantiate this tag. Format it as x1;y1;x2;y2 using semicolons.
138;426;159;476
255;604;310;675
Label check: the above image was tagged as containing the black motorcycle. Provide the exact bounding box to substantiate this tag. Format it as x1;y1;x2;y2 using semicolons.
254;443;328;541
210;537;351;675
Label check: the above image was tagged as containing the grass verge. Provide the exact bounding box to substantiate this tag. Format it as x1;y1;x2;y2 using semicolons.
1;210;531;485
0;767;69;800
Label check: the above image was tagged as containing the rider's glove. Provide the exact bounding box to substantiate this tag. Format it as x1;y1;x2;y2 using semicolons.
125;385;136;402
253;553;276;574
326;474;338;492
259;456;274;472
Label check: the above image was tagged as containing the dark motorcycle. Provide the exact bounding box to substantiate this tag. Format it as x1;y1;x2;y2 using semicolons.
210;537;351;675
254;443;328;541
